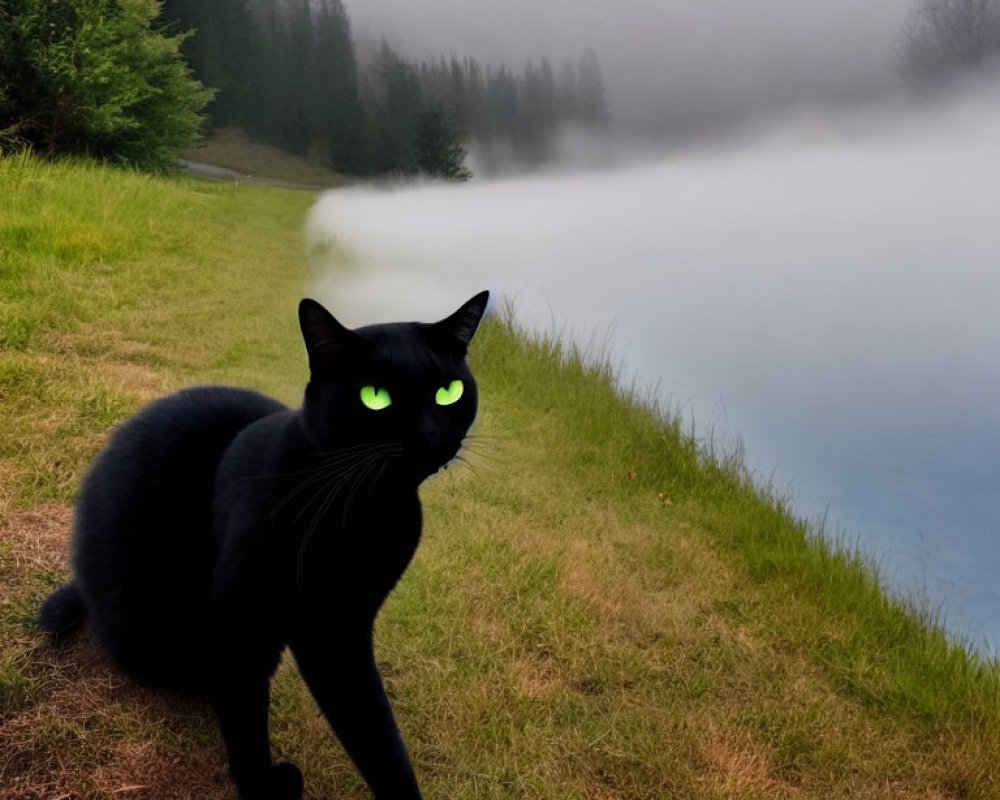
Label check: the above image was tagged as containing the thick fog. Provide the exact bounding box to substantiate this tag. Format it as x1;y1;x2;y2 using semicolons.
306;84;1000;651
345;0;913;133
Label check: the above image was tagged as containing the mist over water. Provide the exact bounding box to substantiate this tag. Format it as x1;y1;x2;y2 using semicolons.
307;87;1000;653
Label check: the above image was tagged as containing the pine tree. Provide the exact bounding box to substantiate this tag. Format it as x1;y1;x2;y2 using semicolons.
360;40;424;175
577;47;609;127
312;0;361;173
518;58;558;162
414;106;471;181
159;0;264;130
557;58;580;124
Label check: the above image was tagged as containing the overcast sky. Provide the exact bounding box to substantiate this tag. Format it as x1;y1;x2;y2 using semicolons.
344;0;915;133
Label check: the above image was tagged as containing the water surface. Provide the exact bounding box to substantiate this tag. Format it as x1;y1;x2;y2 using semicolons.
308;91;1000;653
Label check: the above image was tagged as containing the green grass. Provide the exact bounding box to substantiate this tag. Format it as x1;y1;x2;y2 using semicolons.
1;153;998;799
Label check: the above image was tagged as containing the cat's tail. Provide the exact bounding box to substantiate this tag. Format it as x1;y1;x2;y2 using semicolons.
38;582;87;641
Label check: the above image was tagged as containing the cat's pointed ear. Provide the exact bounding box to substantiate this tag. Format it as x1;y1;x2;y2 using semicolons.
299;298;358;371
435;290;490;349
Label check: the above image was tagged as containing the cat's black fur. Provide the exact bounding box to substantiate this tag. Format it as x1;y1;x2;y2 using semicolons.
39;292;490;800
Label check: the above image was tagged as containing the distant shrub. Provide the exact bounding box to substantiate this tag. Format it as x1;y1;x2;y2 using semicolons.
414;107;472;182
0;0;213;170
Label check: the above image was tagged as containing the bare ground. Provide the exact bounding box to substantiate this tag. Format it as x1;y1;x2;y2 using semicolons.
0;505;236;800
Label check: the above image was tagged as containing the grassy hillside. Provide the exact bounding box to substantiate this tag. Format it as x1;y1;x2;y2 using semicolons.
182;128;346;189
1;153;998;799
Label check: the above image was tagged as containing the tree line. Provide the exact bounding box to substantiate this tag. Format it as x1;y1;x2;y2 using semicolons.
406;47;608;172
159;0;609;178
901;0;1000;84
1;0;608;177
7;0;988;177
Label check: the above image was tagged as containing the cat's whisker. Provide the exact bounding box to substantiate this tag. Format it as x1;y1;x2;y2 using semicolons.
244;445;394;483
294;456;366;522
462;435;508;453
271;445;386;521
316;444;404;471
242;464;344;482
363;456;395;506
464;433;499;444
296;467;358;589
457;443;498;462
290;471;345;525
313;442;396;463
340;456;385;529
273;460;362;522
450;454;480;476
461;447;510;471
295;448;393;582
463;432;508;442
456;440;503;467
272;444;403;522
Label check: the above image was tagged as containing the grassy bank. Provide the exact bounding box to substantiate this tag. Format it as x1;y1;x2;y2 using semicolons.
182;127;346;189
1;154;998;799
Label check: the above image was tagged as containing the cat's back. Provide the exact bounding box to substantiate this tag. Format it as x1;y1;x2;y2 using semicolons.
72;386;286;691
75;386;286;548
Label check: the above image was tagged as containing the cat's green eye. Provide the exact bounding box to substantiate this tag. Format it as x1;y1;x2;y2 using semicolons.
360;385;391;411
435;380;464;406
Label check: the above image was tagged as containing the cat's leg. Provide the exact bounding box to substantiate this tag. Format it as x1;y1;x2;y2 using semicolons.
290;626;423;800
211;624;302;800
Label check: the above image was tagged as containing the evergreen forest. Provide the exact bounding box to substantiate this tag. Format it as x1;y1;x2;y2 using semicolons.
5;0;990;178
1;0;609;178
160;0;610;178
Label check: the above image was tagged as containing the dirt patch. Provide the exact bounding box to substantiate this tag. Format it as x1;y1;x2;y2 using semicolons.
0;631;234;800
697;721;796;798
508;654;566;701
0;503;73;575
0;732;235;800
0;504;238;800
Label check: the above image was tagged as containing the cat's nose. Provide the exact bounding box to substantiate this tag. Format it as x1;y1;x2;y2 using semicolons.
407;422;456;473
414;417;440;443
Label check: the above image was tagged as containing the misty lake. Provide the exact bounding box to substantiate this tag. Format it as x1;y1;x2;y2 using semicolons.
307;91;1000;654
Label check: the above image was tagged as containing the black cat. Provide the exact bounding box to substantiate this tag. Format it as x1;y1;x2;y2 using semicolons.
39;292;490;800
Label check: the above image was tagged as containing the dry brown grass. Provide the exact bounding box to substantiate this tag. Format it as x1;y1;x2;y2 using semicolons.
0;504;72;575
0;507;234;800
0;637;231;799
697;720;795;798
42;329;171;404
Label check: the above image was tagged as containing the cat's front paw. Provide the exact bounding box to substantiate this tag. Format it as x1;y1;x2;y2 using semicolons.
247;762;303;800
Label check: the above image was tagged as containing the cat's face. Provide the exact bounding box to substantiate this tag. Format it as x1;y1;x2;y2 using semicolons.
298;293;489;482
